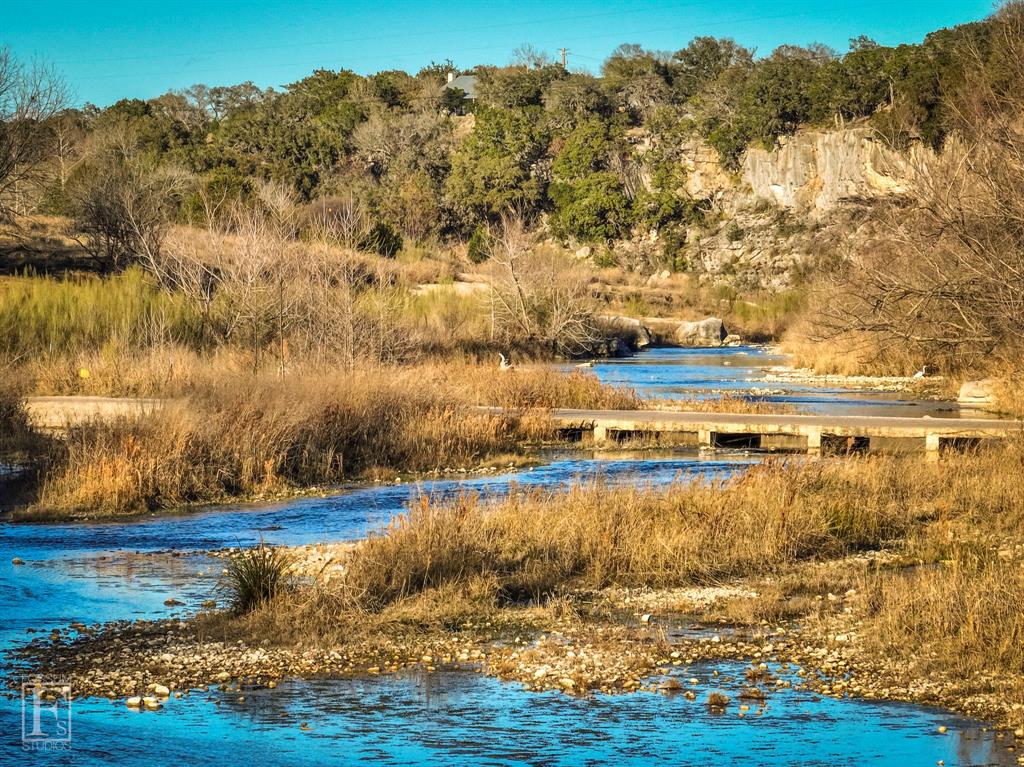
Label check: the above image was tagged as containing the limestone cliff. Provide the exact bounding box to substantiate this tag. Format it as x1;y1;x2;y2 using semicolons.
739;128;914;214
680;126;917;214
667;126;922;289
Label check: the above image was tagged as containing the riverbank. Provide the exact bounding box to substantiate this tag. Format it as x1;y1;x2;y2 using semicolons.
5;352;881;521
9;446;1024;736
9;552;1024;734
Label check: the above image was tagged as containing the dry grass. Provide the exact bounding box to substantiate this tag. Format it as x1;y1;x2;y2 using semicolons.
341;457;928;611
23;369;552;518
243;443;1024;640
862;559;1024;676
651;393;796;415
780;328;928;377
17;346;231;397
445;363;641;410
988;372;1024;418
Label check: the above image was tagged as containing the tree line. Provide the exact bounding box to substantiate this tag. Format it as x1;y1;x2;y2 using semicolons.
0;9;1012;259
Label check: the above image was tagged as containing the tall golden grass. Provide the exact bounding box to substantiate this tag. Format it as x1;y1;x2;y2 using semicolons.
342;458;930;610
22;363;641;518
863;560;1024;676
26;374;538;517
332;442;1024;612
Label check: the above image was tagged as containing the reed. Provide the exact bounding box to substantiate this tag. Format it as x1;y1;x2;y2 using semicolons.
337;442;1024;613
0;268;200;359
862;559;1024;676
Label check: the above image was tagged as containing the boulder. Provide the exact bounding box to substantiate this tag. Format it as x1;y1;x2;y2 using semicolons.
673;318;728;347
600;315;652;349
957;379;996;406
723;333;743;347
605;337;631;358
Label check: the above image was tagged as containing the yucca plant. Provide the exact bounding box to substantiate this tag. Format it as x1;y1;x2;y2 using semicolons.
223;541;292;613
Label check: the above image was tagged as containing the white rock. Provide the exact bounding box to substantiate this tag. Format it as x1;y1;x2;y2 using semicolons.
958;379;996;406
125;696;142;708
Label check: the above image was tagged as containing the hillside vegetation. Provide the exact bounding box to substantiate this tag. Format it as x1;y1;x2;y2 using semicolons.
1;5;1023;390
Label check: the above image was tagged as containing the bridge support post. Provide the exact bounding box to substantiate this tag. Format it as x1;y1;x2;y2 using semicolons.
806;429;822;456
698;429;715;449
925;432;941;460
592;425;608;444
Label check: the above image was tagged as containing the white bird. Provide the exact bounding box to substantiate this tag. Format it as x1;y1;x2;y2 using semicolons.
913;366;928;379
498;352;514;371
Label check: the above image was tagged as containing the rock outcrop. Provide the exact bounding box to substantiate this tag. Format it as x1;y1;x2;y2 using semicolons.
599;315;652;349
645;317;729;347
612;125;925;289
677;125;921;217
672;317;728;346
740;128;914;214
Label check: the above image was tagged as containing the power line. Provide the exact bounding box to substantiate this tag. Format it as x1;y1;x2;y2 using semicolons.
49;0;722;68
65;0;933;92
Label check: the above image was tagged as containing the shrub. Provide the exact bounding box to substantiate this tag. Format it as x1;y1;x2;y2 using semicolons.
360;221;403;257
224;542;292;613
549;173;632;242
467;225;490;264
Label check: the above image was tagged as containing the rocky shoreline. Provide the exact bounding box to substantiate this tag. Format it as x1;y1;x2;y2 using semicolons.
5;546;1023;749
755;365;949;395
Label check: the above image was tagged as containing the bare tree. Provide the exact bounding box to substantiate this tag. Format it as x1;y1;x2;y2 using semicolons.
0;48;67;220
485;210;598;355
511;44;554;69
253;178;300;239
162;200;400;370
70;124;192;272
50;112;85;197
817;3;1024;370
306;192;370;250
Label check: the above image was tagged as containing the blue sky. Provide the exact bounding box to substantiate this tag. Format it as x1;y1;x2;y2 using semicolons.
5;0;995;107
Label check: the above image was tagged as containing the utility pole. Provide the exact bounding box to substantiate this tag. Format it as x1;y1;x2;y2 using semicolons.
560;47;568;68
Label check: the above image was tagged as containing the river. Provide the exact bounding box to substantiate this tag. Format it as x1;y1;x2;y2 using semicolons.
0;348;1014;765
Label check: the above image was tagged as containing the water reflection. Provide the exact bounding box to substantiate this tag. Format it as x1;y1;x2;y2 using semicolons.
0;664;1014;766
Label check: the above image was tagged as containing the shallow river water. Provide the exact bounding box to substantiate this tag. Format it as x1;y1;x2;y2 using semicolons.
568;345;989;418
0;348;1014;765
